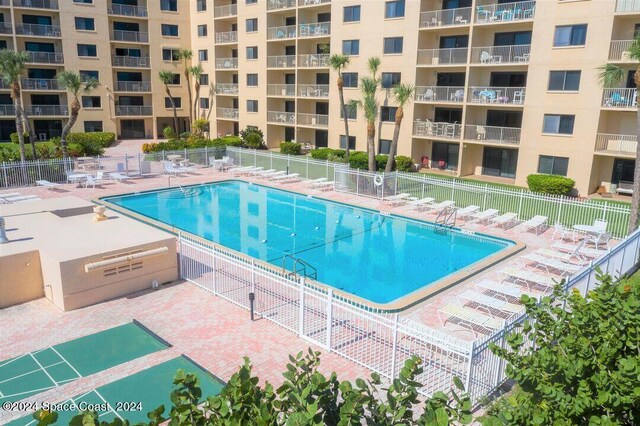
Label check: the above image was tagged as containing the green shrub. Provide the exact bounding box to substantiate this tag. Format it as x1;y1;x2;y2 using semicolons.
10;132;30;144
163;126;176;140
348;151;368;169
310;148;346;160
66;132;116;148
395;155;414;172
243;131;265;149
280;141;301;155
140;136;244;153
0;141;61;162
375;154;388;171
526;174;575;195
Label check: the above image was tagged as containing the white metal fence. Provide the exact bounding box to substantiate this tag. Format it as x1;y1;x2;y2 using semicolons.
226;147;337;181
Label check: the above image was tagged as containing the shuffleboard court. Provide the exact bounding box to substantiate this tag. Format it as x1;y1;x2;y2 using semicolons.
0;322;168;403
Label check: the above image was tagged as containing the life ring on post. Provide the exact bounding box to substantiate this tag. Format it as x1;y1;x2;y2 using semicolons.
374;174;384;187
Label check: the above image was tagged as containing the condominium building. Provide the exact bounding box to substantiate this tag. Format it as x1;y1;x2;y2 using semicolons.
1;0;639;195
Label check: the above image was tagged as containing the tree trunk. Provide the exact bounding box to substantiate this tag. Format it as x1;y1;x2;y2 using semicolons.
367;121;376;171
60;98;80;159
193;81;201;120
165;86;179;137
11;82;26;162
629;73;640;234
385;106;404;173
337;75;350;160
185;69;193;126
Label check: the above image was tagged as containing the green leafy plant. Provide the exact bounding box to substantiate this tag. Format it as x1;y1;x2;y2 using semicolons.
395;155;414;172
310;147;346;160
239;127;266;149
526;174;575;195
348;151;369;169
280;141;302;155
162;126;177;140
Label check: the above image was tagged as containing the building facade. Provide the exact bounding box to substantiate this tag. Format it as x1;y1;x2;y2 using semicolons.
0;0;638;195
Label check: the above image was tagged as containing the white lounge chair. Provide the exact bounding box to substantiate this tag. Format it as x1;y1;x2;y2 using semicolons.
586;232;611;250
518;215;548;234
230;166;257;175
385;193;411;207
426;200;455;213
0;194;40;203
456;205;480;220
437;303;505;336
498;266;557;292
35;180;62;191
535;248;587;266
305;177;327;186
0;192;21;198
471;208;499;224
84;175;102;189
551;242;607;259
260;170;286;178
551;222;576;242
475;279;526;300
489;212;519;229
109;172;130;182
312;180;334;190
408;197;435;210
457;289;525;317
593;219;607;232
251;168;275;176
273;173;300;183
521;253;582;278
162;161;186;176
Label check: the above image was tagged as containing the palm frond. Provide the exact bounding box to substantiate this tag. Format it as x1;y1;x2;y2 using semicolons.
362;96;378;123
627;35;640;62
345;99;361;114
392;83;415;107
0;49;28;85
360;77;379;96
178;49;193;61
329;54;350;72
158;70;175;85
57;70;83;96
597;63;625;88
189;64;203;77
367;57;380;78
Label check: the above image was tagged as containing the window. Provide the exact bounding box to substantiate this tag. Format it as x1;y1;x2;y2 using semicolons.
542;114;575;135
165;97;181;108
385;0;405;18
196;0;206;11
379;139;392;155
380;106;397;122
82;96;101;108
340;104;357;119
200;98;210;109
342;73;358;88
79;70;98;81
198;49;208;61
344;5;361;22
160;0;177;11
74;0;93;3
548;71;581;91
246;46;258;59
197;25;207;37
246;18;258;32
199;74;209;85
247;100;258;112
169;73;180;85
538;155;569;176
340;135;356;150
74;17;94;31
246;0;257;3
77;44;97;57
553;24;587;47
381;72;401;89
84;121;102;132
247;73;258;86
162;48;179;61
342;39;359;55
161;24;179;37
383;37;403;54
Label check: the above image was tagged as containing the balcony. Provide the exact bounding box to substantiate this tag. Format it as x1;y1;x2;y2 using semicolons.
267;111;295;124
25;51;64;64
602;88;637;109
115;81;152;92
111;30;149;43
0;80;9;89
112;55;150;68
13;0;58;10
217;107;239;119
475;1;536;24
107;4;148;18
616;0;640;13
267;25;297;40
0;105;15;115
214;4;237;18
115;105;153;116
298;22;330;37
417;48;468;65
298;0;330;6
297;53;329;67
609;40;637;61
297;113;328;127
468;87;525;104
298;84;329;98
267;84;295;97
0;0;8;5
24;105;68;116
215;83;238;95
413;120;462;139
470;45;531;64
21;78;60;91
267;0;296;11
215;57;238;69
595;133;637;156
215;31;237;44
415;86;465;103
0;22;11;34
15;23;61;37
267;55;296;68
465;125;521;145
420;7;472;28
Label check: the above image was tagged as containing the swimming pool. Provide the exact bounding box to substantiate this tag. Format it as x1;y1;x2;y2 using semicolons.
103;181;516;305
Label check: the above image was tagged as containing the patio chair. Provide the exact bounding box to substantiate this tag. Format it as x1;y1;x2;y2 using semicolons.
498;266;556;293
437;303;505;337
457;289;525;317
518;215;548;234
260;170;286;178
551;222;576;241
489;212;519;229
408;197;435;210
456;205;480;220
109;172;130;182
521;253;583;278
426;200;455;213
586;232;612;250
476;125;487;140
385;193;411;207
593;219;607;232
35;180;62;191
471;208;499;224
273;173;300;183
251;168;274;176
312;180;334;190
551;242;607;259
84;175;102;189
305;177;328;186
535;240;588;265
480;51;492;64
475;279;526;300
0;194;39;203
450;89;464;102
162;161;185;176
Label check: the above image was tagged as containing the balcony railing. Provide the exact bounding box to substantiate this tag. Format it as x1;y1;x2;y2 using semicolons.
217;107;239;119
609;40;636;61
470;45;531;64
468;87;526;104
297;113;328;127
0;105;16;115
108;3;148;17
214;3;237;17
420;7;472;28
299;22;330;37
115;105;153;116
413;120;462;139
475;1;536;23
602;88;637;109
465;124;521;144
13;0;58;10
215;83;238;95
112;55;150;68
111;30;149;43
0;0;9;5
21;78;59;91
267;0;296;11
0;22;12;34
267;111;295;124
24;105;68;116
417;48;468;65
25;51;64;64
595;133;638;155
115;81;152;92
0;80;9;89
15;23;61;37
215;31;238;44
267;25;297;40
415;86;465;103
267;84;296;96
267;55;296;68
616;0;640;13
297;53;329;67
215;57;238;69
298;0;330;6
298;84;329;98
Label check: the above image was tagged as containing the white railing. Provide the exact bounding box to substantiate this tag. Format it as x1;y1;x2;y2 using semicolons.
417;48;468;65
298;84;329;98
0;22;12;34
298;0;330;6
21;78;59;91
13;0;58;9
468;87;526;104
215;57;238;69
213;3;237;18
465;125;521;144
267;0;296;11
602;88;637;108
413;120;462;139
115;105;152;116
297;113;328;127
267;84;296;97
420;7;472;28
595;133;638;156
267;55;296;68
25;51;64;64
112;56;150;68
470;45;531;64
474;1;536;23
111;30;149;43
415;86;465;103
299;22;330;37
107;3;148;17
0;105;16;115
215;83;239;95
297;53;330;67
15;23;60;37
616;0;640;12
267;25;297;40
217;107;239;119
215;31;238;43
24;105;68;116
115;81;152;92
609;40;636;61
267;111;296;124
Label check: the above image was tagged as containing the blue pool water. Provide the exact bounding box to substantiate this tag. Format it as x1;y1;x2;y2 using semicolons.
103;181;512;304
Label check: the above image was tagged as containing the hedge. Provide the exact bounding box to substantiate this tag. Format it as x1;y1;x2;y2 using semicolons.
310;148;346;160
280;141;301;155
526;174;575;195
11;132;115;148
0;141;59;162
395;155;414;172
142;136;243;153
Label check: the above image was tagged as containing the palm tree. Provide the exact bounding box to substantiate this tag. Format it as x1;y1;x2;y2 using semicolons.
330;54;351;160
348;57;381;171
189;64;203;119
0;50;31;161
598;36;640;233
57;71;99;158
177;49;193;125
385;83;415;173
159;70;179;137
